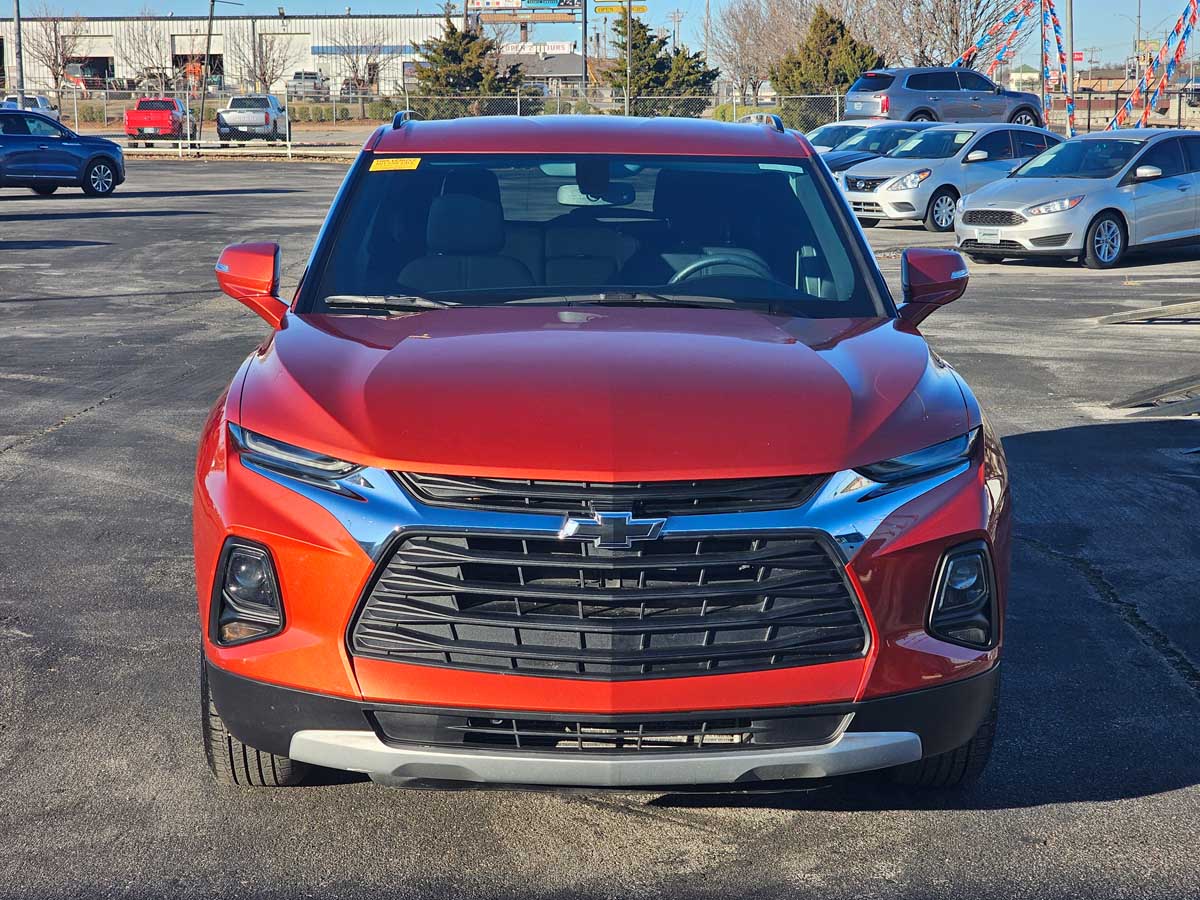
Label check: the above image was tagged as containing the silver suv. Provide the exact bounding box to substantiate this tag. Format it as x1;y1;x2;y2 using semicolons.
845;68;1043;127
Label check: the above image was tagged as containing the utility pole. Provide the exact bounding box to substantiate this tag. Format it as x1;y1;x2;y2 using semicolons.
704;0;710;60
581;0;588;91
624;0;631;115
1136;0;1142;82
1064;0;1074;101
14;0;26;105
667;8;684;51
199;0;243;145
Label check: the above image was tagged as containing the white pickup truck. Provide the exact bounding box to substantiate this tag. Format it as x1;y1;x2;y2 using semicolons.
215;95;290;143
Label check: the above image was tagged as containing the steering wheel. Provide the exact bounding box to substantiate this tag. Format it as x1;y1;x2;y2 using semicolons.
668;254;775;284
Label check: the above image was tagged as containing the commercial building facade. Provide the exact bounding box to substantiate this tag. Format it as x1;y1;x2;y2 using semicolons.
0;13;447;93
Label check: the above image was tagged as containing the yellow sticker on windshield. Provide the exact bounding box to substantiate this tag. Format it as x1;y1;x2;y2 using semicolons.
370;157;421;171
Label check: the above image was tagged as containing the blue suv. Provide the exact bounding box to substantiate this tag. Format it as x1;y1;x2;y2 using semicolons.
0;108;124;196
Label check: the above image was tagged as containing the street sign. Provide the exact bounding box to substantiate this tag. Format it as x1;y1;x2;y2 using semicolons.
1073;50;1084;62
470;0;522;7
480;11;577;20
596;4;648;10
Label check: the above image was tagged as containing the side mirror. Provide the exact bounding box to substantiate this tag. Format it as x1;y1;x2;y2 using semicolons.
1134;164;1163;181
994;86;1004;94
898;248;969;325
215;242;288;328
965;149;988;163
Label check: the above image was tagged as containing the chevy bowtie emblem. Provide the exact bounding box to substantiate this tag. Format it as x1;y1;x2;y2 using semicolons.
558;511;666;549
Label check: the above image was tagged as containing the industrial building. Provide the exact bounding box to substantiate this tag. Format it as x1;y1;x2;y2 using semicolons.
0;13;447;94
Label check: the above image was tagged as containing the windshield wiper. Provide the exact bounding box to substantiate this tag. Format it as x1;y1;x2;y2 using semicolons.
505;292;765;309
323;294;455;311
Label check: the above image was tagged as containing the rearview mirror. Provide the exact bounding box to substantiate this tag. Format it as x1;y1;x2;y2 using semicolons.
557;182;636;207
898;248;969;325
215;242;288;329
965;149;988;163
1134;164;1162;181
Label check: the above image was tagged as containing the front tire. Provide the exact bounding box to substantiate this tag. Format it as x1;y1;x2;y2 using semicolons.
924;187;958;233
858;217;879;229
888;678;998;788
1083;213;1126;269
31;185;58;196
909;111;936;123
201;657;309;787
82;159;117;196
1009;107;1041;127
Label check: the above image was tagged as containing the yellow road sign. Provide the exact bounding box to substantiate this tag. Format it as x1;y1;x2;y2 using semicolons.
595;5;648;12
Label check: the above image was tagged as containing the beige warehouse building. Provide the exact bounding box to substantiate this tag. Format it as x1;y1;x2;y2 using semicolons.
0;13;447;93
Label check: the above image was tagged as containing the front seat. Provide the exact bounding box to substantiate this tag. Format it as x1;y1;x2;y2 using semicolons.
397;194;535;293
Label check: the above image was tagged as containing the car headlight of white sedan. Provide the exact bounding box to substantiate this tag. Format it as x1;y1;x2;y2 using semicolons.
889;169;932;191
1024;195;1084;216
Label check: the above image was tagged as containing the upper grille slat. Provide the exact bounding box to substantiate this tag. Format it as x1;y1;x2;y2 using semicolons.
396;472;828;517
350;531;868;680
962;209;1026;226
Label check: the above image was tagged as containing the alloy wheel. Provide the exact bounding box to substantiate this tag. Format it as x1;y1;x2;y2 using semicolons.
90;164;114;194
1013;111;1038;126
933;195;956;229
1093;219;1122;263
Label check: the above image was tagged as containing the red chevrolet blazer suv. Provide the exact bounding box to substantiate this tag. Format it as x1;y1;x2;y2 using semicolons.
195;115;1010;792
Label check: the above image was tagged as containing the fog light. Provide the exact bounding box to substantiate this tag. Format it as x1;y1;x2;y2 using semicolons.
212;540;283;646
929;542;995;649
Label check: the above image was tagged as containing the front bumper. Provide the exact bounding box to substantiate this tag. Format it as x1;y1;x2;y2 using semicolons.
206;661;999;788
955;212;1085;256
842;184;929;221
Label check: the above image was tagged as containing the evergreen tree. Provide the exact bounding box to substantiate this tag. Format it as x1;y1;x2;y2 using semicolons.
603;15;719;114
769;7;884;95
415;16;523;97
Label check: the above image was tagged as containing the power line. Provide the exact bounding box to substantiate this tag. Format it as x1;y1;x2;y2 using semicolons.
667;8;685;50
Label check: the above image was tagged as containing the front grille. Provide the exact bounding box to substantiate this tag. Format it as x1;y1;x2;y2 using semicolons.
370;706;849;752
962;209;1026;226
851;200;884;215
1030;232;1071;248
396;472;827;517
845;176;889;192
960;239;1024;252
349;531;867;680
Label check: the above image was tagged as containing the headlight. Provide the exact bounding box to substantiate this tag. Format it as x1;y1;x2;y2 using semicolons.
929;541;996;648
213;539;284;645
955;195;965;213
229;424;361;483
855;428;980;487
1024;195;1084;216
889;169;932;191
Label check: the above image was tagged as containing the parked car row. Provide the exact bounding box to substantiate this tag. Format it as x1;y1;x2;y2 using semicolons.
844;67;1044;127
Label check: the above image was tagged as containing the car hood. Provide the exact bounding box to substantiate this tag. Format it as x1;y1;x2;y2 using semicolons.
823;150;879;172
842;156;950;179
236;307;969;482
964;175;1108;209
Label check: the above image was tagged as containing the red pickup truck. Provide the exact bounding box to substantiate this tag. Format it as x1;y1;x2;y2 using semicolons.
124;97;195;145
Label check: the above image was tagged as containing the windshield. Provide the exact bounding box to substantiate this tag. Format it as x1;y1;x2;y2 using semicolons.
837;125;926;154
1012;138;1141;179
888;129;974;159
807;124;864;147
304;153;883;318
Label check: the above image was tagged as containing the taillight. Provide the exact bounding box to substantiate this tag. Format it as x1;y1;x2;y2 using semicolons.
879;95;890;114
264;112;270;125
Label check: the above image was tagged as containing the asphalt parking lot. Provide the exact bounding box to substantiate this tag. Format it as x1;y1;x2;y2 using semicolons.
1;160;1198;899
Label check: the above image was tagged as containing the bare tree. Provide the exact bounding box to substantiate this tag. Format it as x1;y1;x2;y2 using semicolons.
855;0;1034;69
114;6;172;92
328;21;405;114
711;0;770;103
227;32;301;92
483;20;520;50
23;5;85;93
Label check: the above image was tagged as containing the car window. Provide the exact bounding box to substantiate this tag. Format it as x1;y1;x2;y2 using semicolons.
231;97;271;109
0;114;31;135
23;116;61;138
1013;130;1049;157
957;71;994;92
138;99;177;110
849;73;894;92
1137;138;1185;177
304;154;885;318
889;129;974;159
970;130;1015;161
907;71;959;91
837;125;922;154
806;123;864;148
1183;136;1200;173
1013;138;1141;178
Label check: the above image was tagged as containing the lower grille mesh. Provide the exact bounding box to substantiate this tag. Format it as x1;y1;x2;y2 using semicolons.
350;532;867;680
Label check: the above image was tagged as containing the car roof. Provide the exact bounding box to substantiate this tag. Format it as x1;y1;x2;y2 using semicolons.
1073;128;1169;142
862;66;970;75
370;115;814;158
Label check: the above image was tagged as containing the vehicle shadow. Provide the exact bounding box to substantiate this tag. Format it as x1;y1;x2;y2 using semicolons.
651;419;1200;812
0;187;301;202
0;209;211;223
0;239;110;250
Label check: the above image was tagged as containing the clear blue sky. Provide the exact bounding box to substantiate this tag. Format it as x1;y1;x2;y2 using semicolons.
3;0;1194;66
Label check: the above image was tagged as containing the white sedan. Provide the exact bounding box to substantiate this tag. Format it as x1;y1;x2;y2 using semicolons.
836;122;1060;231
